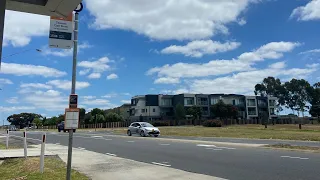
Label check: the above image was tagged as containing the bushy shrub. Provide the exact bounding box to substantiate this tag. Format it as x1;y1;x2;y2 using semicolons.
152;121;169;127
203;120;222;127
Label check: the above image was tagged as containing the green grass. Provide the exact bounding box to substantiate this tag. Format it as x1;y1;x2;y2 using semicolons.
0;142;20;149
112;124;320;141
265;144;320;152
0;157;89;180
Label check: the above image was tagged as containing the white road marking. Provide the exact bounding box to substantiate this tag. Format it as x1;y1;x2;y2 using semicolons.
162;162;169;164
92;136;103;138
217;147;236;150
281;156;309;160
197;144;216;147
55;143;60;145
152;162;171;167
105;153;117;157
159;144;170;146
127;141;135;143
78;147;85;150
212;149;223;151
104;139;112;141
206;148;214;150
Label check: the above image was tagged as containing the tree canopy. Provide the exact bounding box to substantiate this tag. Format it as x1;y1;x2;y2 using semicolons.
7;113;42;128
211;100;238;120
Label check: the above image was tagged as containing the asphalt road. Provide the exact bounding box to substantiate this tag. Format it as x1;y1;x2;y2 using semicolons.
4;131;320;180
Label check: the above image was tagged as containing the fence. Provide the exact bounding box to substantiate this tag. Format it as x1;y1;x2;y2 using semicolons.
41;121;131;130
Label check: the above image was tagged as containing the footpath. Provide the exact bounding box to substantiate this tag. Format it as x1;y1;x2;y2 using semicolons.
31;144;226;180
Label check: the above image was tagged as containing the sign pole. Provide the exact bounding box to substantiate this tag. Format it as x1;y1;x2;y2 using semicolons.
6;129;9;149
66;10;80;180
0;0;6;68
40;133;46;173
23;129;27;159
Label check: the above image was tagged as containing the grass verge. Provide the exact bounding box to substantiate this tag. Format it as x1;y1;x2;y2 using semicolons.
0;157;89;180
111;124;320;141
265;144;320;152
0;142;20;149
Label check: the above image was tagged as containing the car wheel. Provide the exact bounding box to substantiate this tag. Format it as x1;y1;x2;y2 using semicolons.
140;131;145;137
154;135;159;137
63;130;67;133
73;129;76;133
58;129;61;132
127;130;132;136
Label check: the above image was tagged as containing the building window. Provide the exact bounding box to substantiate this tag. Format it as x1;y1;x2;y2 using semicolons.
153;108;156;112
248;107;257;115
270;108;275;115
258;100;267;106
160;99;172;106
141;109;145;113
197;97;208;105
247;99;256;106
184;97;194;105
210;98;219;105
269;100;276;106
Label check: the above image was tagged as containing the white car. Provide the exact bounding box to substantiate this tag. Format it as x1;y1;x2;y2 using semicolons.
127;122;160;137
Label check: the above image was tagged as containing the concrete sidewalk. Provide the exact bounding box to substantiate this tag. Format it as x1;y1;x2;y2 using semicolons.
31;144;226;180
0;148;56;160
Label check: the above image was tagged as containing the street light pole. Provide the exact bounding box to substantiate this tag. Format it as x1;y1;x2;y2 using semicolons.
0;0;6;69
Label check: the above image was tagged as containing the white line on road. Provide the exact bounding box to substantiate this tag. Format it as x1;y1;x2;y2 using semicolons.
104;139;112;141
217;147;236;150
91;136;103;138
152;162;171;167
127;141;135;143
78;147;86;150
105;153;117;157
212;149;223;151
197;144;216;147
159;144;170;146
55;143;60;145
281;156;309;160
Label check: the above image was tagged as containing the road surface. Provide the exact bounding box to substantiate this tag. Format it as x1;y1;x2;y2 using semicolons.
5;131;320;180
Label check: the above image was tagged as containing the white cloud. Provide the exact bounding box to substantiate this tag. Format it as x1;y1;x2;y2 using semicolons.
299;49;320;55
268;61;286;69
154;77;180;84
189;63;318;94
306;63;320;68
41;42;93;57
78;57;112;73
0;78;13;85
4;10;49;47
85;0;256;41
238;18;247;26
82;98;111;106
0;106;36;112
79;69;90;76
6;97;18;104
23;89;68;111
107;73;118;80
47;80;90;90
87;73;101;79
120;100;131;104
122;93;131;96
290;0;320;21
83;96;96;100
20;83;52;89
161;40;241;58
148;42;299;79
1;62;67;77
238;42;300;63
102;93;118;98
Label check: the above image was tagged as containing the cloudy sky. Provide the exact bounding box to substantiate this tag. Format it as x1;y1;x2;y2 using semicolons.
1;0;320;120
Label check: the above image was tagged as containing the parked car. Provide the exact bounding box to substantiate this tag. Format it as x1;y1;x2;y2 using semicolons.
127;122;160;137
58;122;76;133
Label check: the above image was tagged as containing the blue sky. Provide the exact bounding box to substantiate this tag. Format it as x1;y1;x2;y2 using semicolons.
1;0;320;120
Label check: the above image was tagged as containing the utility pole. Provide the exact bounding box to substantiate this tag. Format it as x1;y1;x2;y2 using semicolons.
0;0;6;68
66;3;83;180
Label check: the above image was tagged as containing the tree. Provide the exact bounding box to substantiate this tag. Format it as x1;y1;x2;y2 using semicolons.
309;83;320;122
254;77;287;106
79;108;86;123
33;118;42;128
7;113;42;128
84;113;92;124
186;106;202;125
226;104;238;119
210;100;228;120
174;103;185;125
105;113;123;122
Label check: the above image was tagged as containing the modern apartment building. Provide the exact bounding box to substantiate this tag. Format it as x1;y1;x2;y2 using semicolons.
129;94;278;121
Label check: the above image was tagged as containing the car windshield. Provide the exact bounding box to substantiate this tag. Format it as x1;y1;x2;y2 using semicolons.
141;123;154;127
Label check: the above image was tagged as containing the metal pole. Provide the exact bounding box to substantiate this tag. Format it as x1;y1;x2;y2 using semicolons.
66;12;79;180
23;129;27;159
0;0;6;69
95;114;97;131
40;133;46;173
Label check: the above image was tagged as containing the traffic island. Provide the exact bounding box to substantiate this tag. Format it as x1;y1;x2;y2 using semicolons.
0;156;89;180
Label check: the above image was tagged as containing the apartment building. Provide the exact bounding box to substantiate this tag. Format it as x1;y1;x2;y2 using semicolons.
129;94;278;121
